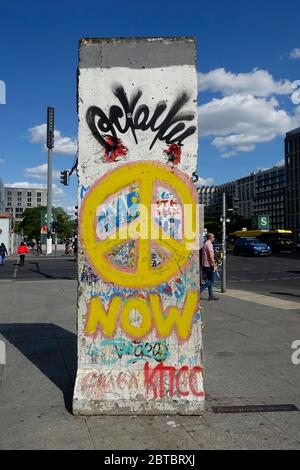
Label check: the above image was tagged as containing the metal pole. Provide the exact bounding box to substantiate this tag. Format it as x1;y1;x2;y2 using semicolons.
46;106;54;256
46;147;53;255
54;232;57;257
221;192;227;293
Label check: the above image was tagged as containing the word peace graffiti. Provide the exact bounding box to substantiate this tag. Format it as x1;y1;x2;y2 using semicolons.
86;337;170;365
86;85;196;152
144;362;204;399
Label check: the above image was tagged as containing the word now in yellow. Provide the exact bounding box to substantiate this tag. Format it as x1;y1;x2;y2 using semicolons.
85;290;199;341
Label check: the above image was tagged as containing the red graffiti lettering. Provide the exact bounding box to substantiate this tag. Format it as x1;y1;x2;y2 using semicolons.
189;366;204;398
176;365;189;397
144;362;204;399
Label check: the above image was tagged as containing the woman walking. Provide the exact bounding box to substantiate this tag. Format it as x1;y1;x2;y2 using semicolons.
17;242;29;266
0;243;8;265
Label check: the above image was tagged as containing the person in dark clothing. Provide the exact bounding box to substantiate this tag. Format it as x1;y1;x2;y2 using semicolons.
0;243;8;265
72;237;78;259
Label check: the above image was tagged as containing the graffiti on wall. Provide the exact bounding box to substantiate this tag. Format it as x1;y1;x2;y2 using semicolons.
144;362;204;399
86;85;196;155
84;290;199;340
85;337;171;365
76;65;203;408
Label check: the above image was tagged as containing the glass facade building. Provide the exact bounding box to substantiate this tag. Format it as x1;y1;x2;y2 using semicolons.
285;127;300;233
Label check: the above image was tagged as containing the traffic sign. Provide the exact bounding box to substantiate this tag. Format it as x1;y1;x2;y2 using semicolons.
258;215;269;231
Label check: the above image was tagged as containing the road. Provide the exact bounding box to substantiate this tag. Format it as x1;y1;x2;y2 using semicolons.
225;251;300;303
0;252;299;304
0;256;76;281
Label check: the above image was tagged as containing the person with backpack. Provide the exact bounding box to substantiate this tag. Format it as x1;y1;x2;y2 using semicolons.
17;242;29;266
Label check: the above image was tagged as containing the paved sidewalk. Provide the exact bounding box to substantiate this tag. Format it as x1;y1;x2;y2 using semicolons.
0;279;300;449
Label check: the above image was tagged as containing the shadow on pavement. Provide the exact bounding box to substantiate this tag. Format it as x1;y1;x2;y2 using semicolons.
28;261;75;280
0;323;77;413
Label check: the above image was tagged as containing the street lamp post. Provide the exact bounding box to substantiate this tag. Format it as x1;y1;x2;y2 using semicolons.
221;192;227;293
46;106;54;255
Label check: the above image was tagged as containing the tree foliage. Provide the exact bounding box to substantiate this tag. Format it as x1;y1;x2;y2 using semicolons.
19;206;75;241
204;213;252;241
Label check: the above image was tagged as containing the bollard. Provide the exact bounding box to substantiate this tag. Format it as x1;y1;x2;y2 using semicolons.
73;37;204;415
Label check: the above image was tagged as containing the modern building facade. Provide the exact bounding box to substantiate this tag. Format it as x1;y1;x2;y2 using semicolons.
285;127;300;233
0;177;4;213
4;186;47;221
254;165;285;229
198;163;286;230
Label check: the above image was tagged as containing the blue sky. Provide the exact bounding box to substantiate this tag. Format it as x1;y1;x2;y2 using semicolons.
0;0;300;212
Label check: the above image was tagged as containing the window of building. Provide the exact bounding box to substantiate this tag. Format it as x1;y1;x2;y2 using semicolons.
15;208;23;219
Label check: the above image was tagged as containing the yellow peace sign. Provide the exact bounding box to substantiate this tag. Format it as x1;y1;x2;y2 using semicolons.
80;161;197;288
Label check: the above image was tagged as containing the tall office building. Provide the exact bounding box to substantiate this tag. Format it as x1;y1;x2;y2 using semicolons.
4;186;47;221
198;163;286;230
254;165;285;229
0;177;4;212
285;127;300;234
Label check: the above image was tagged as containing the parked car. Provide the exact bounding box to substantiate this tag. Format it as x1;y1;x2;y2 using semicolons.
233;237;272;256
258;233;296;252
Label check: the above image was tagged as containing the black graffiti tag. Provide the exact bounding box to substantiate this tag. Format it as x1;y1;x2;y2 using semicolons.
86;85;196;152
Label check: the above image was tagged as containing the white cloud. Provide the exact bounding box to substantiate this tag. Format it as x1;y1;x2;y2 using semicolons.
65;206;76;217
290;48;300;59
195;176;214;188
0;158;5;163
5;182;47;189
198;68;293;97
28;124;77;155
24;163;60;180
198;176;214;186
199;93;300;156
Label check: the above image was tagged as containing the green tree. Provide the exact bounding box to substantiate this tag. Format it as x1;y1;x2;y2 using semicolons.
227;214;252;234
52;207;76;240
20;206;75;241
20;206;47;240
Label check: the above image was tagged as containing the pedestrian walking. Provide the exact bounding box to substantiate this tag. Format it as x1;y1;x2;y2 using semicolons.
0;243;8;265
72;236;78;259
200;233;219;301
36;240;42;256
17;242;29;266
